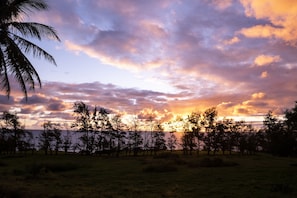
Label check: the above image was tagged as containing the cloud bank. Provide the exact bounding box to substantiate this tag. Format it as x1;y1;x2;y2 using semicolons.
3;0;296;128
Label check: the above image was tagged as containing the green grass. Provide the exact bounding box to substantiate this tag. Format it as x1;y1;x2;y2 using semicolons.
0;153;297;197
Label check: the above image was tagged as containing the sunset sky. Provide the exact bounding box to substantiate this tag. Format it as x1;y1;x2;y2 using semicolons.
1;0;297;129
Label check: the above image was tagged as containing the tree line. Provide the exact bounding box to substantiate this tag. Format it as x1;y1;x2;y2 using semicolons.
1;101;297;157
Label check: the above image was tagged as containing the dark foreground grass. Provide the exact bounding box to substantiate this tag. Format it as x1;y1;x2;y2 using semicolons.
1;153;297;198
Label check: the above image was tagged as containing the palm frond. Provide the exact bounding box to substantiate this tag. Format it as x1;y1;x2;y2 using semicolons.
0;49;11;97
12;33;58;65
7;37;42;87
1;0;48;21
9;22;60;41
4;34;42;99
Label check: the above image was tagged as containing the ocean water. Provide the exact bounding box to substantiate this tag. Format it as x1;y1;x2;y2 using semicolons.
28;130;184;152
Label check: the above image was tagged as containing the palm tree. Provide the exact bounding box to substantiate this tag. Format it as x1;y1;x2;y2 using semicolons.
0;0;60;99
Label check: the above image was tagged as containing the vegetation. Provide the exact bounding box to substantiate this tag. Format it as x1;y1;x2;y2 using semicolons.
1;101;297;158
0;153;297;197
0;111;34;154
0;0;60;99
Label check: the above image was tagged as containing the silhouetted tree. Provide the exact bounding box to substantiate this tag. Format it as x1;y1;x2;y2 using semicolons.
201;107;217;155
228;121;242;155
246;132;257;155
181;131;196;155
238;132;248;155
52;126;62;155
96;107;114;153
188;111;203;155
62;130;72;154
215;120;228;155
0;0;60;99
180;116;196;155
263;102;297;156
283;102;297;155
127;116;143;156
39;121;53;155
263;111;287;156
0;111;27;153
167;132;177;152
72;102;94;154
255;130;267;152
164;119;182;152
18;129;34;154
152;122;166;154
202;107;217;132
38;121;61;155
284;102;297;132
110;114;127;157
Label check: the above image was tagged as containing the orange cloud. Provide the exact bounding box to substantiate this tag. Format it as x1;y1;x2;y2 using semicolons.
254;54;281;66
252;92;265;99
224;36;240;45
239;0;297;44
260;71;268;78
232;92;269;115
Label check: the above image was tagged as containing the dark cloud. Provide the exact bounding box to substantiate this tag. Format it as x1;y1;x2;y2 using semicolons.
236;108;250;115
20;94;48;104
0;95;15;105
38;82;173;114
19;107;34;114
47;98;66;111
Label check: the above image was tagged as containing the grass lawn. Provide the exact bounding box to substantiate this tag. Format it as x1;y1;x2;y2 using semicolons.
1;152;297;198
